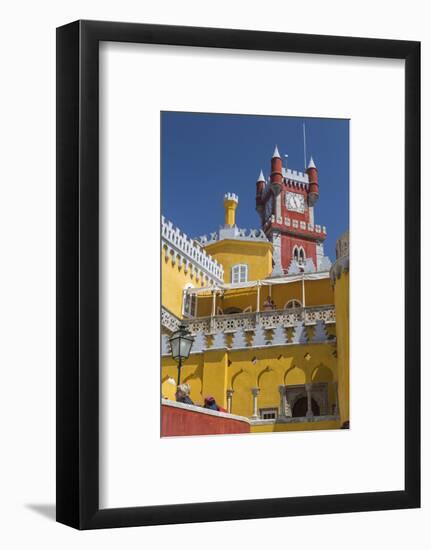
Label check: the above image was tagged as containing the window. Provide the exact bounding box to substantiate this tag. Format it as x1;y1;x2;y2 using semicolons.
293;245;305;265
231;264;248;284
259;408;278;420
285;299;302;309
182;286;197;317
298;247;305;264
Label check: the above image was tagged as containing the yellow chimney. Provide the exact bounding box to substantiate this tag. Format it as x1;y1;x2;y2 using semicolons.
223;192;239;227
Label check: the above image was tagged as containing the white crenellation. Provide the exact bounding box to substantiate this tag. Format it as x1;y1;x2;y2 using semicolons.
281;217;326;237
161;333;172;356
197;227;269;245
212;330;227;349
252;325;268;347
190;331;207;354
231;328;247;349
161;216;224;283
224;192;238;203
312;320;328;343
291;322;308;344
272;325;287;345
282;167;309;184
177;306;335;351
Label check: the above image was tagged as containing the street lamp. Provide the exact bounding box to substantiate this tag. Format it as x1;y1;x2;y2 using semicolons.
169;323;194;385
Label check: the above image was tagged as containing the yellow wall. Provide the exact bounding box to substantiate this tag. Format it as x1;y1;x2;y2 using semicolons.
334;270;349;425
204;240;273;283
161;342;339;427
251;419;340;433
161;249;208;318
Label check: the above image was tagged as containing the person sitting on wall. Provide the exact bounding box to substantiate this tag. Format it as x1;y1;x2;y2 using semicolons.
203;396;227;413
175;383;194;405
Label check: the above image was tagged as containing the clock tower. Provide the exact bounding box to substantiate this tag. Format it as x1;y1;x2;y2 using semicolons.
255;146;328;275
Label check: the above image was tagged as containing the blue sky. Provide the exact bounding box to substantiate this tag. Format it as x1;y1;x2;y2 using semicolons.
161;112;349;261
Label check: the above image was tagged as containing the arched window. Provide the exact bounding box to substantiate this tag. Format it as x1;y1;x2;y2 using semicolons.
182;284;197;317
231;264;248;284
293;245;306;265
285;299;302;309
298;247;305;265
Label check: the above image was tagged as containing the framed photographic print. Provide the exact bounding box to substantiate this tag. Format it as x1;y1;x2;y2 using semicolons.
56;20;420;529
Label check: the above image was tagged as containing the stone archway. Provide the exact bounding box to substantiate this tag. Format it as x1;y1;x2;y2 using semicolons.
292;396;320;417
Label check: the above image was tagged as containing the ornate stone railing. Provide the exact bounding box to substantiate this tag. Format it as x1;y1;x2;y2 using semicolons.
161;216;224;284
161;306;181;333
184;305;335;335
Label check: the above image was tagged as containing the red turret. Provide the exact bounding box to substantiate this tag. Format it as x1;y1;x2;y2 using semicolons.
307;157;319;206
255;169;266;215
270;145;283;195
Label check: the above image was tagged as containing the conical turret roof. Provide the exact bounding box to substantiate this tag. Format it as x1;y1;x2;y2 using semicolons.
272;145;281;158
308;156;316;169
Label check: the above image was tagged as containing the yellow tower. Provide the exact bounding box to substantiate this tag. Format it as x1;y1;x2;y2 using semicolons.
331;231;350;428
223;192;238;227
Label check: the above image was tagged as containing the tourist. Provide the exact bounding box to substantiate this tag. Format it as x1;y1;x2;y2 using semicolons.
263;296;274;311
175;383;194;405
203;396;227;412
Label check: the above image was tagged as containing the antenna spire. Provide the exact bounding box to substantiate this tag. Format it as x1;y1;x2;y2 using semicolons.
303;122;307;171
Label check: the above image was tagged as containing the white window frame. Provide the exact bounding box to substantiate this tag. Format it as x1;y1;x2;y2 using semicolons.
259;408;278;420
284;299;302;309
182;284;197;318
293;245;306;265
231;263;248;284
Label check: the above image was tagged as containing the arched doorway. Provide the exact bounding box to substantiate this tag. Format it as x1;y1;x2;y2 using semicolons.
292;396;320;417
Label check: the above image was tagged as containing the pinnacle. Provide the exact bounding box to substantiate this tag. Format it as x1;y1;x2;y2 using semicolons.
308;156;316;169
272;145;281;158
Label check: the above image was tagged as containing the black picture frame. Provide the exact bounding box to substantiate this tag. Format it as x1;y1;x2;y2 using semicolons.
56;20;420;530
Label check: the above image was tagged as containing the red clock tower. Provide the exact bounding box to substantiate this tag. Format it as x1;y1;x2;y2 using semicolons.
255;146;328;275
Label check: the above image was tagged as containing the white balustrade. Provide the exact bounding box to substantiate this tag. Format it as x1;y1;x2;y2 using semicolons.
183;306;335;337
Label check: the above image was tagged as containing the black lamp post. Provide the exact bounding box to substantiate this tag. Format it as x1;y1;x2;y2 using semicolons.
169;323;194;385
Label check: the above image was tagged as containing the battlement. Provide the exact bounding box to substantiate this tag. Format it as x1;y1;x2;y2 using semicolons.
198;227;269;245
265;215;326;236
161;216;224;284
224;192;238;203
282;167;309;185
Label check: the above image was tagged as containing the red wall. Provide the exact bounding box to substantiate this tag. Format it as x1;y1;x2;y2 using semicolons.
161;404;250;437
280;234;317;270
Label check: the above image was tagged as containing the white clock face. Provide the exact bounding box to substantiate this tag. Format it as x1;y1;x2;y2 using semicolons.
285;192;305;213
265;196;273;219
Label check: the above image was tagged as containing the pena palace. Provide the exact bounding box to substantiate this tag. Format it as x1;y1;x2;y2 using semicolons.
161;145;349;437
